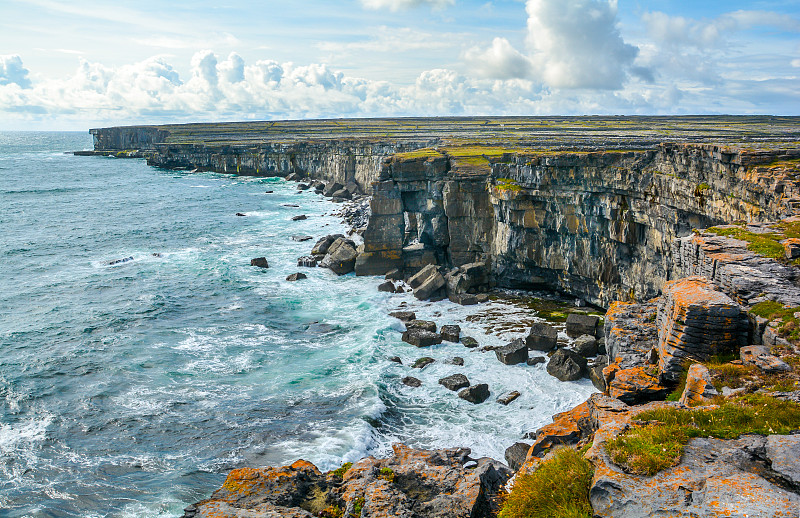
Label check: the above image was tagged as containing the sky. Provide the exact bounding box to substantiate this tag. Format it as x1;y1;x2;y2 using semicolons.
0;0;799;130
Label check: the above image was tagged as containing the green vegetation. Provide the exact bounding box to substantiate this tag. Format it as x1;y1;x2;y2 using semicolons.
330;462;353;480
606;395;800;476
393;148;442;160
694;182;710;197
319;505;343;518
749;300;800;342
378;467;395;482
705;226;786;260
498;447;594;518
352;497;365;516
495;177;524;192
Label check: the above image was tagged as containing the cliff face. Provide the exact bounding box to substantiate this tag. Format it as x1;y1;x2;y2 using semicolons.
366;144;800;307
88;119;800;308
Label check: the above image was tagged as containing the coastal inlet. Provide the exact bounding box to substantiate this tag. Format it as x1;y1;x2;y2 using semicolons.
0;132;594;518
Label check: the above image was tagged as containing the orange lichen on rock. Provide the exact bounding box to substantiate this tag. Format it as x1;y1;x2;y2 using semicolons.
657;276;748;384
607;366;670;404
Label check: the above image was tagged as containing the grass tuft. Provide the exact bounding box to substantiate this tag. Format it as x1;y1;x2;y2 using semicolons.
330;462;352;480
498;447;593;518
606;395;800;476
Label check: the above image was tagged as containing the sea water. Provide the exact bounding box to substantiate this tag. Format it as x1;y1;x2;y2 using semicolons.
0;132;596;517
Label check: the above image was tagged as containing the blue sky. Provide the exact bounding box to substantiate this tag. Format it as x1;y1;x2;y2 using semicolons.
1;0;798;129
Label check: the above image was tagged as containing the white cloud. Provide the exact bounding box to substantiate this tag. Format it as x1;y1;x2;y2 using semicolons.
792;59;800;68
463;37;532;79
0;55;32;88
525;0;639;89
360;0;454;11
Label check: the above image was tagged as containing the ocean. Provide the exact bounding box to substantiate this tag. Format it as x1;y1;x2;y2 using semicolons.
0;132;596;517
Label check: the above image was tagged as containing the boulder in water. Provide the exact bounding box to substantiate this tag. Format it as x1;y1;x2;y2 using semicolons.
250;257;269;268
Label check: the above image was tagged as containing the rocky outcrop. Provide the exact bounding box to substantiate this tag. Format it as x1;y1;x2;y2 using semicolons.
184;444;512;518
657;276;749;383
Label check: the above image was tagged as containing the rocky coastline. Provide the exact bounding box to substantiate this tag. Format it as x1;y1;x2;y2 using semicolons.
79;117;800;517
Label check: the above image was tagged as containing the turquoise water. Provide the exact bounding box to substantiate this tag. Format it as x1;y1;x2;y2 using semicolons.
0;132;595;517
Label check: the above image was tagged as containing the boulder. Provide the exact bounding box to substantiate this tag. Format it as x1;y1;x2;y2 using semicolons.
526;401;593;459
566;313;599;338
291;235;313;242
296;183;310;191
402;376;422;387
607;366;670;405
504;442;531;471
439;374;470;391
445;262;489;296
235;212;246;216
440;325;461;343
311;234;344;256
320;238;358;275
250;257;269;268
784;238;800;260
458;384;490;404
408;265;446;300
402;329;442;347
546;348;587;381
496;391;521;406
657;276;749;384
588;356;608;392
297;255;318;267
406;320;437;333
291;215;307;221
411;357;435;369
388;356;402;364
679;363;719;406
285;172;302;181
331;188;352;200
408;264;439;289
446;357;464;366
449;293;479;305
526;323;558;351
461;337;479;348
572;334;598;357
495;338;528;365
385;269;403;281
740;345;792;373
322;181;344;197
389;311;416;322
286;273;307;282
527;356;546;366
378;281;396;293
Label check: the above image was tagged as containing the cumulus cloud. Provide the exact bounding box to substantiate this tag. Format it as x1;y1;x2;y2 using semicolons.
525;0;639;89
0;55;32;88
463;37;532;80
360;0;454;11
643;10;800;50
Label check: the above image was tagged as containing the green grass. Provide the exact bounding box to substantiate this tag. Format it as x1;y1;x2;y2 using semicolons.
749;300;800;342
330;462;352;479
393;148;442;160
495;177;524;192
705;226;786;259
498;447;594;518
378;467;395;482
606;395;800;476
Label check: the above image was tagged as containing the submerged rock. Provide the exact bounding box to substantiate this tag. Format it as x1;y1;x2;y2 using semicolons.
389;311;416;322
402;376;422;387
546;348;587;381
402;329;442;347
461;336;479;348
458;384;490;404
250;257;269;268
439;374;470;391
411;357;435;369
496;391;521;406
440;325;461;343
